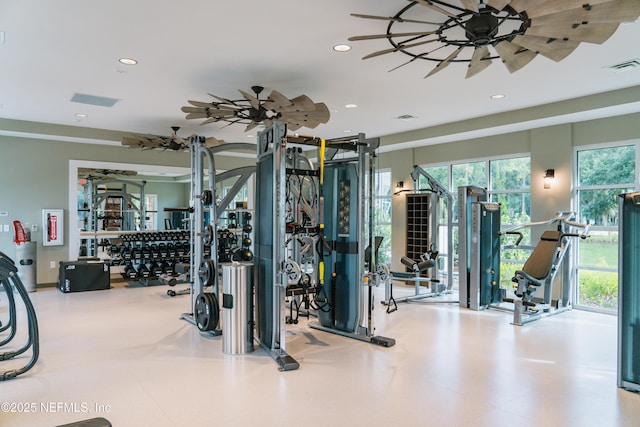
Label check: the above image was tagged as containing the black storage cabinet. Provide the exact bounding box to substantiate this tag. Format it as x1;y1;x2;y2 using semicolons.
58;261;110;293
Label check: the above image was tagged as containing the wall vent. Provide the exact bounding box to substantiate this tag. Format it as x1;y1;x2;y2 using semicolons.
71;93;119;107
604;59;640;74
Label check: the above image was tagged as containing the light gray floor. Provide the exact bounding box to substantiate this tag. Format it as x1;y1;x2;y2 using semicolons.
1;282;639;427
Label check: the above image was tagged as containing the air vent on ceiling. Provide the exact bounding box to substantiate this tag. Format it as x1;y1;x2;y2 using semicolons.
397;114;416;120
71;93;119;107
604;59;640;74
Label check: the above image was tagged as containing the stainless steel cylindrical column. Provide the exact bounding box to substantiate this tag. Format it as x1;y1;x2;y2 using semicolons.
221;262;254;355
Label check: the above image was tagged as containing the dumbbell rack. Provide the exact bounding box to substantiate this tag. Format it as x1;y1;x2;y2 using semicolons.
107;230;211;286
218;209;254;263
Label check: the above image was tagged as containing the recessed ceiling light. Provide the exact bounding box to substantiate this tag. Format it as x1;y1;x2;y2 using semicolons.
344;129;352;133
345;104;358;109
490;94;505;99
246;134;254;138
333;44;351;52
74;113;87;121
119;58;138;65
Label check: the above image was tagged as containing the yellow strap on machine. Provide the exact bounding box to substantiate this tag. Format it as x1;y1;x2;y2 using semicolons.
319;261;325;285
319;138;325;185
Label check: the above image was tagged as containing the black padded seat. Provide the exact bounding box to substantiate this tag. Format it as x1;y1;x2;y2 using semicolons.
514;230;561;286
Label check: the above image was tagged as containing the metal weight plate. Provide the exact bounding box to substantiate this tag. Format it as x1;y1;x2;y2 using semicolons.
201;190;213;207
202;224;215;246
194;293;219;331
199;258;215;287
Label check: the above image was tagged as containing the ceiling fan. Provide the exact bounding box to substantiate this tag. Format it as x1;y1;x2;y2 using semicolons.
182;85;330;132
121;126;224;151
78;168;138;180
349;0;640;78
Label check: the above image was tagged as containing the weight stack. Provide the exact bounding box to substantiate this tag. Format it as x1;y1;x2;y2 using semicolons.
221;262;254;355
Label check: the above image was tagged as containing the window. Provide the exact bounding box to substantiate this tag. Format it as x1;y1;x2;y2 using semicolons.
421;155;531;287
574;143;638;312
374;170;392;264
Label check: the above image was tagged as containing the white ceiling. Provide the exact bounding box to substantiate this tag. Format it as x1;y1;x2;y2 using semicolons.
1;0;640;149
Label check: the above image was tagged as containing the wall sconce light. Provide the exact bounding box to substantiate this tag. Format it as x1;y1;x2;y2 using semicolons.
543;169;555;189
396;181;404;189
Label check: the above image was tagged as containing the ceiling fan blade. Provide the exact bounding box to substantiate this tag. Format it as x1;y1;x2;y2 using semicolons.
239;89;260;110
459;0;478;13
281;95;316;112
244;122;260;132
208;93;238;106
182;106;208;114
313;102;330;123
494;40;537;73
362;38;438;59
200;117;224;125
204;137;225;148
512;35;579;62
263;90;293;110
349;30;437;41
507;0;545;13
486;0;511;11
531;1;640;26
413;0;459;19
525;0;616;19
465;45;492;78
187;100;212;108
526;22;620;44
424;46;464;78
185;112;209;120
350;13;440;25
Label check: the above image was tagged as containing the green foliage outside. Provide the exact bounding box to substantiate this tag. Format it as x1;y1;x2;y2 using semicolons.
578;270;618;310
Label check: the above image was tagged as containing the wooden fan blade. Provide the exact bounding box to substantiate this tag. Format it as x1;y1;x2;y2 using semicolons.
208;93;237;105
512;35;579;62
507;0;545;13
185;112;210;120
313;102;330;123
459;0;478;13
187;100;212;108
362;38;438;59
263;90;293;110
281;95;315;112
287;122;303;132
525;0;616;19
349;31;437;41
204;137;225;148
182;106;207;114
494;40;537;73
239;89;260;110
424;46;464;78
350;13;440;25
465;45;492;78
414;0;459;19
486;0;511;11
526;22;619;44
531;1;640;26
244;122;260;132
200;117;222;125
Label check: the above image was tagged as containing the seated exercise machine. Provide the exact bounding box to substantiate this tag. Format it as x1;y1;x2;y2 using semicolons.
381;165;455;310
499;212;589;325
0;250;39;381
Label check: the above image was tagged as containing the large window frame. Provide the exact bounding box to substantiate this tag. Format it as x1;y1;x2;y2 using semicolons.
421;153;531;287
573;140;640;314
374;169;392;264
